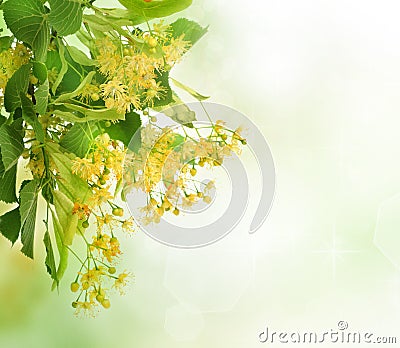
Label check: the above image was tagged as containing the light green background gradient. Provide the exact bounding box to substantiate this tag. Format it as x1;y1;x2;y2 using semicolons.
1;1;400;347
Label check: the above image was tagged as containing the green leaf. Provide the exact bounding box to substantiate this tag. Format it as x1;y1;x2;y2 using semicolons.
11;117;24;134
0;160;18;203
41;179;54;204
33;61;47;84
35;78;49;115
75;30;96;53
170;18;208;46
118;0;192;19
48;0;83;36
46;45;95;95
54;71;96;103
163;102;196;124
170;77;209;101
49;110;84;123
97;8;145;26
53;103;125;122
102;111;141;151
52;39;68;94
0;36;13;53
20;93;45;143
43;231;58;283
155;92;196;125
0;208;21;245
4;64;31;112
46;143;93;203
170;133;185;148
0;115;7;128
20;179;40;259
0;124;24;171
53;190;78;246
152;70;173;107
65;45;95;66
82;14;111;36
45;50;62;72
50;209;69;289
60;121;99;158
83;13;143;44
3;0;49;61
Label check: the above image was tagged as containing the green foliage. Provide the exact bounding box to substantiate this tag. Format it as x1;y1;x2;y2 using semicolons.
20;179;40;258
52;39;68;94
152;71;173;107
45;50;62;75
156;92;196;125
47;144;93;203
43;231;58;282
0;35;13;53
90;8;144;26
54;71;97;103
33;62;48;84
0;124;24;171
20;93;45;143
170;18;208;46
118;0;192;19
0;208;21;245
171;77;209;101
0;160;18;203
60;121;99;157
48;0;83;36
3;0;49;61
46;42;97;97
102;112;142;151
41;179;54;205
83;14;123;35
65;45;96;67
53;103;125;123
52;190;78;246
35;78;49;115
0;0;213;309
4;64;30;112
3;0;84;61
50;209;69;289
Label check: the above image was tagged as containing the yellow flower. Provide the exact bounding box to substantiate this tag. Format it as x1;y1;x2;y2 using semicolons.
71;157;100;180
74;301;98;318
153;20;171;40
13;43;31;66
72;202;91;220
91;233;110;251
80;267;103;288
104;237;122;263
90;187;113;207
163;34;191;66
142;81;167;106
121;218;135;233
113;272;131;295
100;56;121;77
101;79;127;100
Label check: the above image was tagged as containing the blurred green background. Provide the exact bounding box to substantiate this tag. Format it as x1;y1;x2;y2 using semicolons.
2;0;400;347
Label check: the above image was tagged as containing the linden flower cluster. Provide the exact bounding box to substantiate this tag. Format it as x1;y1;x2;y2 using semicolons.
69;134;135;317
0;0;245;319
123;119;247;224
94;22;190;113
0;43;31;105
